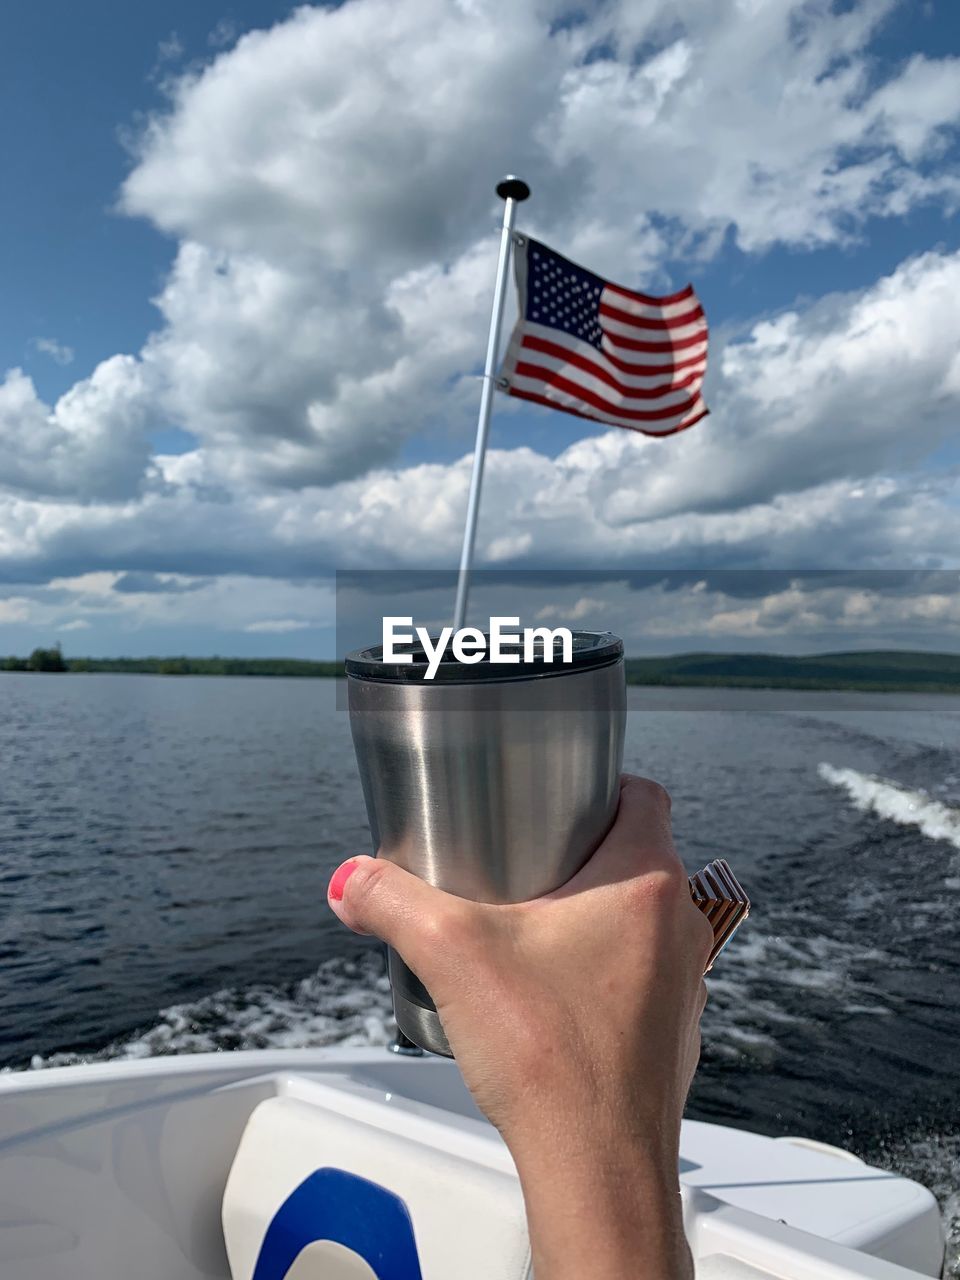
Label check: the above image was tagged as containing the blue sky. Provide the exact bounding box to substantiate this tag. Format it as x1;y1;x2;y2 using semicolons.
0;3;295;429
4;0;957;452
1;0;959;657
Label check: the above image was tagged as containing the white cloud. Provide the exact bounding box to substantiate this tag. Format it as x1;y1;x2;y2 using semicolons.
124;0;960;266
122;3;553;267
486;532;533;563
33;338;75;366
0;574;335;641
596;246;960;526
208;19;237;50
55;0;956;495
156;32;184;63
550;4;960;258
9;568;959;653
0;460;953;593
0;597;31;624
0;246;957;586
698;581;960;639
136;237;495;487
870;53;960;163
244;618;311;633
46;571;121;597
2;0;960;636
477;574;960;652
0;359;151;500
537;595;606;621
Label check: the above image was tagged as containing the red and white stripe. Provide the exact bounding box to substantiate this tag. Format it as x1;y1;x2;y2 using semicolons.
499;242;708;437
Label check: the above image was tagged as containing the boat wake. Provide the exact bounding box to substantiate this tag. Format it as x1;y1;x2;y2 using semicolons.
819;762;960;859
30;952;393;1070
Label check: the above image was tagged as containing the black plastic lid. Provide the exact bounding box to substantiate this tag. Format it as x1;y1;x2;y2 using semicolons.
345;629;623;684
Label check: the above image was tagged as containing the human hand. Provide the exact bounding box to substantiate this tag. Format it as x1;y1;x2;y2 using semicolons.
327;775;713;1279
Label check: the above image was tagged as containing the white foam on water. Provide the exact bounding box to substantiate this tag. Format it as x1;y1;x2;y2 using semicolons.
701;928;892;1064
22;926;871;1074
30;952;394;1070
819;762;960;852
871;1131;960;1279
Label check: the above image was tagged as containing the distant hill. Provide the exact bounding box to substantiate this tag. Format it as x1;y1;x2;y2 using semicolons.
3;649;960;690
623;650;960;692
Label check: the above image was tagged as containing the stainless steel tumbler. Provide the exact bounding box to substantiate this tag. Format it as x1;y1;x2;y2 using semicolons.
346;630;626;1056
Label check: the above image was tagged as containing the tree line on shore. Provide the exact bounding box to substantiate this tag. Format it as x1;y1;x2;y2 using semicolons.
2;646;960;690
1;646;68;672
1;650;342;677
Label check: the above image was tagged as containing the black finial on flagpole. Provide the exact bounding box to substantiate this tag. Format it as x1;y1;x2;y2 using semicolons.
496;175;531;202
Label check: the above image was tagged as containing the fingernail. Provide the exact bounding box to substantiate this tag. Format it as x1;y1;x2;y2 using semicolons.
328;860;360;903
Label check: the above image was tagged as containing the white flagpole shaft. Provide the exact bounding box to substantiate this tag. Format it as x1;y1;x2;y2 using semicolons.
453;181;527;631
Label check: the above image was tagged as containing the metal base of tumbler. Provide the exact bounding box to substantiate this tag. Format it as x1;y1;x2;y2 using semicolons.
388;948;453;1057
393;992;452;1058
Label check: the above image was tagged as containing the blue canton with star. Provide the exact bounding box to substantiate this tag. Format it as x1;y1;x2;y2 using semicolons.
524;238;606;350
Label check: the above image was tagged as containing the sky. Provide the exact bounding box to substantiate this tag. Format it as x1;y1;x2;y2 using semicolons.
1;0;960;658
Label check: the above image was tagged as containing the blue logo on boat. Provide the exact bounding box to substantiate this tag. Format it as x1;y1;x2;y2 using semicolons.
251;1166;423;1280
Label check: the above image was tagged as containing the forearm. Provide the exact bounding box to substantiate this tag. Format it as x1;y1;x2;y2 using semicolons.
513;1136;693;1280
327;776;710;1277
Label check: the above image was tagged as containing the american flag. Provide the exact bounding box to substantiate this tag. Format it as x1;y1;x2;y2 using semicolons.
498;236;708;436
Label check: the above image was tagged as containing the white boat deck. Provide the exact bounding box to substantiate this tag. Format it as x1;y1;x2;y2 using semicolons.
0;1048;945;1279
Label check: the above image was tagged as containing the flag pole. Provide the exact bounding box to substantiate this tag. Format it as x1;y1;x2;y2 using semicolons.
452;175;531;631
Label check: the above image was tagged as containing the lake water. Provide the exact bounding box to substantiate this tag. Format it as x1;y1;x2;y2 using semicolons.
1;673;958;1270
